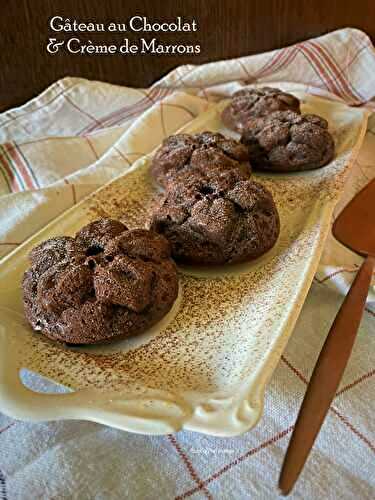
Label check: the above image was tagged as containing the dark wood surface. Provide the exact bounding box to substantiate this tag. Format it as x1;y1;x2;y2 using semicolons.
1;0;374;111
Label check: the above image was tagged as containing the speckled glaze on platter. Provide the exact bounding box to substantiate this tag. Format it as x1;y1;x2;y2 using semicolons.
0;92;368;436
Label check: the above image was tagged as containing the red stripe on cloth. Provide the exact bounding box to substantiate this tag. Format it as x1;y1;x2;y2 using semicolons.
0;423;15;434
194;46;297;96
103;92;156;126
4;143;35;189
161;64;251;90
198;86;210;102
64;94;102;128
309;40;363;102
0;81;80;128
167;435;213;500
283;353;375;402
237;60;251;79
282;355;375;453
315;268;375;292
175;426;294;499
170;44;297;89
316;267;359;284
337;369;375;397
85;136;99;160
63;178;77;204
309;41;354;100
268;46;299;75
112;146;132;165
301;44;342;96
330;407;375;453
160;103;167;138
268;46;299;77
253;47;297;83
80;86;172;135
14;143;40;188
0;160;13;192
80;102;148;135
80;93;153;134
356;160;373;182
320;38;368;102
313;275;375;393
281;355;308;384
146;86;173;104
1;144;27;189
103;86;173;129
323;43;369;104
252;47;290;79
162;102;197;119
3;144;34;189
0;149;22;192
0;137;68;165
164;66;203;87
118;151;147;158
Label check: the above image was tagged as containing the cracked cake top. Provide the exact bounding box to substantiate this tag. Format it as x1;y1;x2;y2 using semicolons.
222;87;301;132
240;110;335;172
150;131;252;188
149;170;280;265
22;218;178;345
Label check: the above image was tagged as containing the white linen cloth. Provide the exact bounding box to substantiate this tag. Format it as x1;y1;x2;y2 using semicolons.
0;27;374;499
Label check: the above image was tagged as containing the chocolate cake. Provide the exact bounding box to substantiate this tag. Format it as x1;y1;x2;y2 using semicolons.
149;171;280;265
222;87;301;132
22;219;178;345
240;110;335;172
150;131;251;187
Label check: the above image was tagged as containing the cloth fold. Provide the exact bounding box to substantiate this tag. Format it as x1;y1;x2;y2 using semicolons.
0;27;374;500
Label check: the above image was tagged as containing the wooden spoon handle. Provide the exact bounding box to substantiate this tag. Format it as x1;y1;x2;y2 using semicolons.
279;255;375;495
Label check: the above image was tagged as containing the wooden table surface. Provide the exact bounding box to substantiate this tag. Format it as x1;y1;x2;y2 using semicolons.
1;0;374;112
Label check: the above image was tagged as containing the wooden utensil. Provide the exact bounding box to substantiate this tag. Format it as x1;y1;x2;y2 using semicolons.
279;179;375;495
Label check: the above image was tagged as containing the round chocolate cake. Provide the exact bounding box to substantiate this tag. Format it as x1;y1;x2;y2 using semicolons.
240;110;335;172
22;219;178;345
149;171;280;265
222;87;301;132
150;131;251;188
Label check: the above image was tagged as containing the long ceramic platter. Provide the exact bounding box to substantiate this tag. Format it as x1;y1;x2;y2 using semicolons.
0;93;368;436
